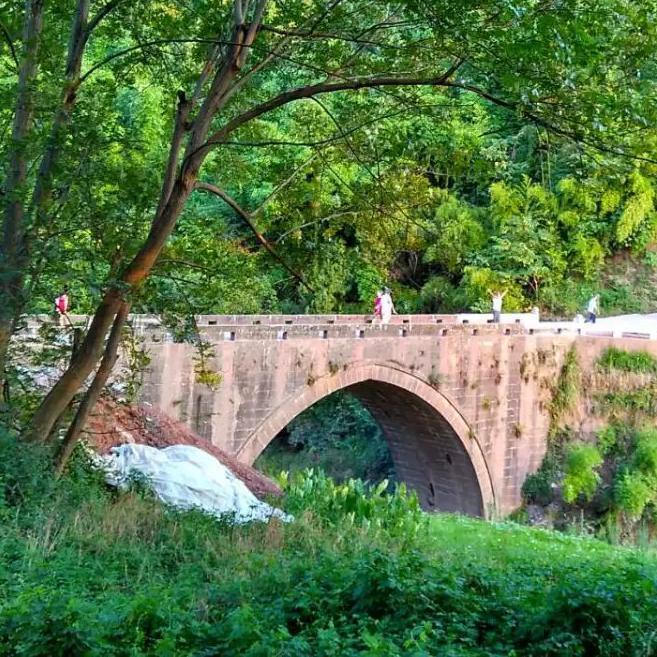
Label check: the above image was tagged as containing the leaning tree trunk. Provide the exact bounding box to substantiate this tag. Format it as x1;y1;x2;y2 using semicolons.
24;175;195;443
24;3;263;443
54;301;129;474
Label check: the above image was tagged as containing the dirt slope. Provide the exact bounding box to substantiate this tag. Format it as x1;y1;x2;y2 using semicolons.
85;396;281;499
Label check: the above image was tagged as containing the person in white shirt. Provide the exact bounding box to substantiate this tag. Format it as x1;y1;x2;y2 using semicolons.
488;289;507;323
585;294;600;323
380;288;396;325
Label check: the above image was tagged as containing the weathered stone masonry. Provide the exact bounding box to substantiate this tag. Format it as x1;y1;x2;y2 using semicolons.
133;314;657;518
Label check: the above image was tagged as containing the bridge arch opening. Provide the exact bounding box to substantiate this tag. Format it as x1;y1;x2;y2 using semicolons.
239;365;495;518
255;392;395;485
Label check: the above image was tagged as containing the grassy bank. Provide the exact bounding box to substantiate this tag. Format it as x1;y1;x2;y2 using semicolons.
0;438;656;656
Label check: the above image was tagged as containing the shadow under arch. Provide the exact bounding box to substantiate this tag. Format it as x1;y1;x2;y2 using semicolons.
236;363;496;518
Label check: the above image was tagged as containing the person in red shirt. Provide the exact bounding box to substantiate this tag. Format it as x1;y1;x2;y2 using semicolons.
54;288;70;325
373;290;383;321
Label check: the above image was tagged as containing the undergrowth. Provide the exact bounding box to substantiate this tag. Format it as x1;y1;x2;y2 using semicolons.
0;432;656;655
549;346;581;426
597;347;657;375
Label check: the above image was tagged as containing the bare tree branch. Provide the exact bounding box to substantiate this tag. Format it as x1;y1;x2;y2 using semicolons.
0;19;18;68
195;181;312;290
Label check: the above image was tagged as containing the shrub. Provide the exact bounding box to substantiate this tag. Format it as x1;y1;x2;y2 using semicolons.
614;426;657;519
596;425;618;455
615;471;653;519
522;471;554;506
597;347;657;374
280;468;426;541
632;425;657;482
522;452;560;506
562;443;603;504
0;430;55;513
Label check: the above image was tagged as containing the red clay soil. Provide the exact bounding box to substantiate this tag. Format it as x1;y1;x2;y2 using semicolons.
85;396;281;499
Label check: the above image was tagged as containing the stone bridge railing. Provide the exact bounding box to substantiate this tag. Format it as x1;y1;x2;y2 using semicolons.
22;312;657;343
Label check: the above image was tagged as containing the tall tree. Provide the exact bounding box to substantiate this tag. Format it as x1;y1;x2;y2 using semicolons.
0;0;653;446
1;0;127;385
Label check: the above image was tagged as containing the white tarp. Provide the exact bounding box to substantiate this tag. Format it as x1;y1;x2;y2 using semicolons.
101;444;291;524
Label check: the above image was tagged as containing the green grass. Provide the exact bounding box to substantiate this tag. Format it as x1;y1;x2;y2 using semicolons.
424;514;647;570
597;347;657;375
0;437;656;656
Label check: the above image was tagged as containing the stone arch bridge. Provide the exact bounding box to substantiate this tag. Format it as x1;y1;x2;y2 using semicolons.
128;313;657;518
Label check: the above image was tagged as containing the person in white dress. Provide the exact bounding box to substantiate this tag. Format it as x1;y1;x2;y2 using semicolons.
380;288;396;325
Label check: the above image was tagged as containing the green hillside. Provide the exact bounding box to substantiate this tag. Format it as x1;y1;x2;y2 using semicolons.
0;439;655;657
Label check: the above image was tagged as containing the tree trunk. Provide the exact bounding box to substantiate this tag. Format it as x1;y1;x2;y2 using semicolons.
54;302;129;475
0;0;45;380
24;176;195;443
24;2;268;443
31;0;91;232
25;289;124;442
1;0;101;384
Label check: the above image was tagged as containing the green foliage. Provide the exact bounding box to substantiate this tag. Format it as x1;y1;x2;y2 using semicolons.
1;438;657;655
522;451;560;506
280;469;425;541
596;425;618;455
596;386;657;417
562;443;603;504
615;426;657;518
119;328;152;402
550;347;581;425
597;347;657;375
615;172;657;245
615;471;653;519
256;393;394;484
192;340;223;391
524;422;657;536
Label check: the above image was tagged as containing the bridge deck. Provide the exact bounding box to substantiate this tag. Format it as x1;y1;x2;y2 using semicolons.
20;313;657;342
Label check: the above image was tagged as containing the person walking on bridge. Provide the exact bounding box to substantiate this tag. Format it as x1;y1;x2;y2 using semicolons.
585;294;600;323
373;290;383;321
54;288;70;326
380;288;396;325
488;289;507;323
